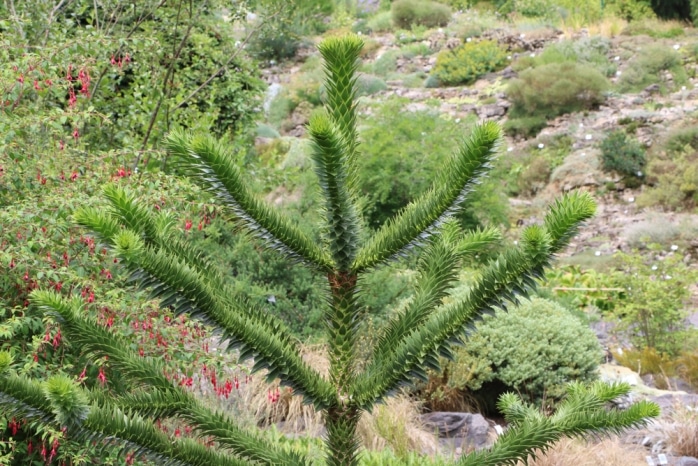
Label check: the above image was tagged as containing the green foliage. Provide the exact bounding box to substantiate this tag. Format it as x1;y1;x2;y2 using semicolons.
617;44;685;92
606;0;656;21
510;0;557;18
432;40;508;86
639;125;698;209
449;297;602;406
1;34;660;466
513;37;615;77
610;251;697;355
366;11;395;32
507;62;609;137
600;130;647;182
391;0;452;29
503;115;548;138
356;99;509;231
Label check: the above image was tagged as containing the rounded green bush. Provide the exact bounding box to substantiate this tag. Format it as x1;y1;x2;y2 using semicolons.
452;297;602;403
432;40;508;86
507;62;609;120
391;0;452;29
600;130;646;180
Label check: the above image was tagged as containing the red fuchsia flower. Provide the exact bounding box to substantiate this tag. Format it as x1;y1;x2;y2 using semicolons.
198;221;203;231
8;418;19;436
184;220;193;231
68;87;77;107
33;80;40;90
59;171;65;181
105;316;114;328
70;170;78;181
102;268;112;280
87;291;95;303
78;68;90;96
54;281;63;292
40;177;47;185
126;453;135;465
52;329;61;349
45;78;53;87
23;271;29;281
110;55;116;66
73;128;79;141
139;348;144;357
9;258;15;269
97;367;107;386
59;140;65;150
174;428;181;438
18;74;24;84
33;353;38;362
66;65;73;81
27;440;33;454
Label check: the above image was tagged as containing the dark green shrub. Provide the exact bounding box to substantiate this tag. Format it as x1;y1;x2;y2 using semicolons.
607;0;656;21
600;130;646;181
432;40;508;86
358;99;509;230
450;297;602;407
507;62;609;124
391;0;452;29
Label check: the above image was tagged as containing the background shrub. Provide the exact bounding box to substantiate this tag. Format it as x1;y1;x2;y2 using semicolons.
606;0;657;21
506;62;609;132
357;99;509;231
432;40;508;86
512;37;616;77
449;297;602;407
639;126;698;209
618;44;685;92
391;0;452;29
600;130;646;182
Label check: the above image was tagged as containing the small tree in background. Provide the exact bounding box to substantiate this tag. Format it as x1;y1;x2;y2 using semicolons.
0;35;658;465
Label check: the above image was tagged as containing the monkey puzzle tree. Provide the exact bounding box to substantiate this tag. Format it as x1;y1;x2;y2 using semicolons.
0;35;658;465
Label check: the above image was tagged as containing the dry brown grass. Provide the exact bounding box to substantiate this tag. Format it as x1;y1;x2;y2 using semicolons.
561;16;627;38
665;406;698;458
517;437;647;466
235;344;439;453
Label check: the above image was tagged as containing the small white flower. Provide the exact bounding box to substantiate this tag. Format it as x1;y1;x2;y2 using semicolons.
616;71;622;76
466;37;472;42
651;265;658;271
455;118;461;123
637;171;643;177
438;28;444;33
665;275;672;280
585;134;592;140
581;152;586;157
538;143;545;149
507;55;512;60
520;33;526;38
580;123;584;128
614;56;620;61
530;53;536;58
673;44;680;50
628;196;635;202
507;147;513;152
357;31;362;36
595;251;601;256
671;244;679;251
682;86;687;91
514;240;518;245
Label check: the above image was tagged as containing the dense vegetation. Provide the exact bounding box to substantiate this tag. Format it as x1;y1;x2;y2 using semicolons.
1;0;697;464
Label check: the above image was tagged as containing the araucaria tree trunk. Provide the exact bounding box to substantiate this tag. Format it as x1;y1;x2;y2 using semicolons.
0;35;658;465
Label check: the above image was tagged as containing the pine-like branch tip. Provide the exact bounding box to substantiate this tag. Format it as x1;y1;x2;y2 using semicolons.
44;375;90;426
318;34;365;62
113;230;144;260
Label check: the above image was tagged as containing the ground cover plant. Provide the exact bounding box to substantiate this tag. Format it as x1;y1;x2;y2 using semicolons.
0;34;660;466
